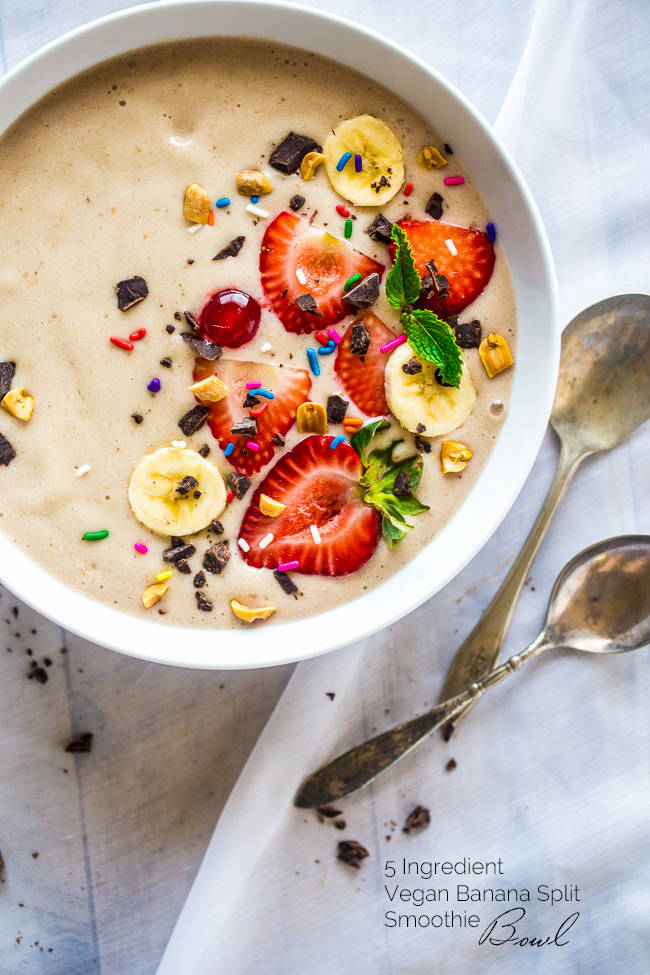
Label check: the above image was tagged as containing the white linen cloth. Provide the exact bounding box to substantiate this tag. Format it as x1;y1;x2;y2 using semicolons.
0;1;647;973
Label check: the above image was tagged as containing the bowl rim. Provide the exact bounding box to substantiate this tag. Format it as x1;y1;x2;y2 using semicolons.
0;0;559;669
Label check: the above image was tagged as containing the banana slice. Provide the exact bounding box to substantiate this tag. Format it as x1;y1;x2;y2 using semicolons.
323;115;404;207
128;445;226;537
385;341;477;437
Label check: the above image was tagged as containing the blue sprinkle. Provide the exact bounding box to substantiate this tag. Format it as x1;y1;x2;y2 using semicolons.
336;152;352;172
224;443;234;457
354;154;363;173
307;348;320;376
486;221;497;242
317;340;337;355
255;388;275;399
216;197;230;208
330;436;345;449
250;195;259;204
147;377;161;393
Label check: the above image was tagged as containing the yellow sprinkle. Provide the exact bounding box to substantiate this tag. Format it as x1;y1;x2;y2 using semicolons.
183;182;211;223
2;388;34;421
259;493;286;517
156;569;173;582
189;374;229;403
142;581;169;609
230;599;276;624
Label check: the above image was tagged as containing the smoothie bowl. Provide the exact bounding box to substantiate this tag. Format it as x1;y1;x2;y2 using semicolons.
0;0;558;668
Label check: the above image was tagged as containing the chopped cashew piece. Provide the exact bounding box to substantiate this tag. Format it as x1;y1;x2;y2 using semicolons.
189;375;229;403
1;388;34;421
183;183;211;223
259;493;286;517
142;581;169;609
230;599;276;623
236;170;272;196
440;440;473;474
300;151;326;181
296;401;328;434
479;333;514;378
417;145;448;169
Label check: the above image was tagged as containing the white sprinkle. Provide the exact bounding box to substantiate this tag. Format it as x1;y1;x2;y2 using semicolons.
445;238;458;256
75;464;91;478
246;203;269;219
310;524;321;545
238;537;250;553
188;222;204;234
296;268;307;285
170;440;187;449
260;342;273;353
259;532;274;550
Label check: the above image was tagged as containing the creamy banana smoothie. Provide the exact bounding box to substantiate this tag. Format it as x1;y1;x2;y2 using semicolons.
0;39;516;629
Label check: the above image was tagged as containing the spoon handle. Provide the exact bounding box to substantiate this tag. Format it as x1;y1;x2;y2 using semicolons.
438;438;582;737
295;638;547;807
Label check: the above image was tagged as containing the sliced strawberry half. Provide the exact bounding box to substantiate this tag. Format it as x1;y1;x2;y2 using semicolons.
334;312;393;416
393;219;495;316
238;435;381;576
260;210;384;334
193;359;311;477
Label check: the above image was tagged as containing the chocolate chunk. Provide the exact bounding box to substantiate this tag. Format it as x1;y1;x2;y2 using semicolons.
414;434;431;454
163;542;196;563
270;132;320;174
170;536;186;548
242;392;260;408
180;332;222;361
116;276;148;311
184;310;200;332
342;272;380;312
295;293;320;315
178;404;209;436
203;541;230;575
445;757;457;772
402;805;431;833
195;592;213;612
165;324;176;334
273;569;299;597
0;361;16;400
337;839;369;869
454;320;482;348
160;356;173;368
65;732;93;754
349;322;371;355
175;475;199;496
425;191;444;220
198;444;211;458
272;433;285;447
0;433;16;466
392;471;411;498
416;423;426;433
326;394;349;424
365;213;394;244
213;235;245;261
426;260;449;298
230;417;257;438
289;194;305;211
193;571;206;588
318;806;343;819
209;519;224;535
131;412;143;424
175;559;192;574
226;472;251;499
419;275;434;298
402;358;422;375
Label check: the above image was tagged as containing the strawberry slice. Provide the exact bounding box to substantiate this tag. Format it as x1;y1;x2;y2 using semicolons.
393;219;495;316
334;312;393;416
193;359;311;477
238;435;381;575
260;210;384;334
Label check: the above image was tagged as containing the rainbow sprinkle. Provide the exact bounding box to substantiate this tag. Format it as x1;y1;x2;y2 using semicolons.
277;560;299;572
147;377;161;393
310;524;321;544
318;341;336;355
444;176;465;186
246;381;262;389
307;348;320;376
83;530;109;541
246;441;259;451
380;334;407;354
328;328;342;345
354;154;363;172
336;204;350;218
216;197;230;208
403;182;414;197
134;542;148;554
238;537;250;552
224;443;235;457
344;219;353;239
344;273;361;292
259;532;274;549
486;222;497;242
251;195;259;204
255;388;275;399
336;151;352;172
156;569;173;582
330;436;345;449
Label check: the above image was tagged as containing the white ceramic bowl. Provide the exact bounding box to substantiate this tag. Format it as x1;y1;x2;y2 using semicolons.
0;0;558;669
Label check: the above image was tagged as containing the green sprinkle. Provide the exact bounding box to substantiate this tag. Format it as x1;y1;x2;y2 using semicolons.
344;272;362;292
344;219;353;239
83;530;109;541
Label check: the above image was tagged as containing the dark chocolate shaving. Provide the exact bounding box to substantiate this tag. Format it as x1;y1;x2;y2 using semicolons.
242;392;260;408
195;592;213;612
392;471;411;498
0;433;16;466
230;417;257;438
425;260;449;298
209;519;224;535
163;542;196;563
175;559;192;574
402;805;431;833
402;358;422;375
295;293;320;315
414;434;432;454
226;472;251;499
272;433;285;447
65;732;93;754
160;356;173;368
131;413;144;424
193;571;206;589
454;320;482;348
273;570;299;597
425;192;444;220
349;322;371;356
175;475;199;496
0;361;16;401
337;840;369;869
289;194;305;211
178;404;210;436
203;541;230;575
213;235;245;261
184;310;200;332
180;333;222;361
270;132;320;174
365;213;394;244
198;444;211;458
326;394;349;424
115;276;148;311
342;273;380;312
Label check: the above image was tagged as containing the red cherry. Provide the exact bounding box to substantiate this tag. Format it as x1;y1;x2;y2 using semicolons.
199;289;261;348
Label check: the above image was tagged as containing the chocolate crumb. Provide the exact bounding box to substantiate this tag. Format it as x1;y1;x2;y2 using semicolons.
163;542;196;563
295;293;320;315
416;423;426;433
337;840;369;869
425;192;444;221
270;132;320;173
180;333;222;361
178;404;210;436
425;260;449;298
350;321;371;355
230;416;257;438
203;541;230;575
401;358;422;375
0;361;16;400
318;806;343;819
195;592;213;612
403;805;431;833
445;758;457;772
198;444;211;458
444;142;454;155
454;320;482;348
442;722;454;742
226;472;251;499
365;213;394;244
0;849;5;884
193;571;206;589
289;194;305;211
160;356;173;368
326;394;349;424
392;471;411;498
213;235;245;261
209;519;224;535
325;692;335;701
273;569;299;597
334;819;346;830
414;435;431;454
371;174;390;193
131;412;144;424
173;311;182;321
0;433;16;466
272;433;285;447
165;324;176;334
342;273;380;312
28;663;48;684
175;559;192;574
184;310;200;332
65;732;93;754
115;276;148;311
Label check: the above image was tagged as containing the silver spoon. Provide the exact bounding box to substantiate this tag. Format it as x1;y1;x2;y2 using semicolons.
439;293;650;735
295;535;650;807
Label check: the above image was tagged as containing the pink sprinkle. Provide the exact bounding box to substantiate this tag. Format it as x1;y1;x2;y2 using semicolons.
327;328;342;345
246;441;259;451
277;560;299;572
134;542;148;554
246;381;262;389
380;334;407;354
444;176;465;186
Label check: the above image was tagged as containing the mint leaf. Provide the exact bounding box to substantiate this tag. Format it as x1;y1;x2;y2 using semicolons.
402;309;463;387
385;225;421;310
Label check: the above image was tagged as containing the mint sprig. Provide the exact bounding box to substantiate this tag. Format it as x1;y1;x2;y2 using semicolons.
352;419;429;548
386;225;463;388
